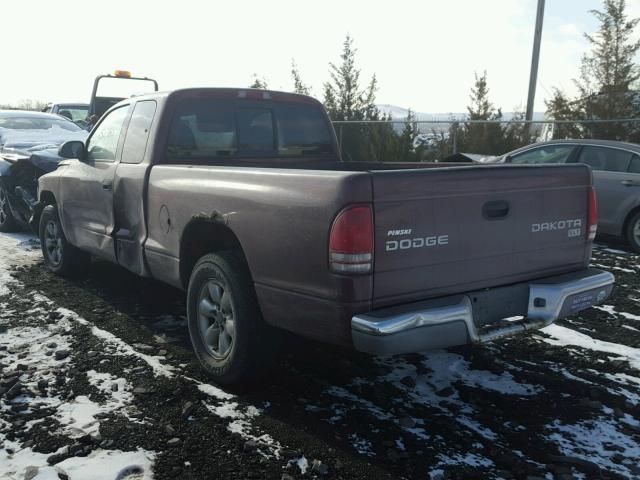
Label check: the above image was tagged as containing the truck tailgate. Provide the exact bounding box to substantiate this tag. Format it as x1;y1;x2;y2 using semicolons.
371;164;592;308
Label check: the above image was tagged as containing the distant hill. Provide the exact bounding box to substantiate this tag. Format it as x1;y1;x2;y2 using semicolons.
377;104;546;122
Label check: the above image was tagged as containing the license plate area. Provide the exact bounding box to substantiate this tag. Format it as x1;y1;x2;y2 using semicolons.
559;286;612;317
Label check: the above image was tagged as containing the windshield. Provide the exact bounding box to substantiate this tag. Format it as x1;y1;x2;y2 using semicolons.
56;106;89;122
166;99;334;160
0;116;83;132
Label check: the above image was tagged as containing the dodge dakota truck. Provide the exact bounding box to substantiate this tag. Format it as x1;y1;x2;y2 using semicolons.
37;88;614;384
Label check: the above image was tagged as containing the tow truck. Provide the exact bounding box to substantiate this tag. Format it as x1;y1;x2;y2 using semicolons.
45;70;159;130
87;70;159;124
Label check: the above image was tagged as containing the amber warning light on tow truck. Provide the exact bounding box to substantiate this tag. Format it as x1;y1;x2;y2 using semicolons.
114;70;132;78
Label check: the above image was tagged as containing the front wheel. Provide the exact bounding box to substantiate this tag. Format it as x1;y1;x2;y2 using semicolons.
0;181;18;232
39;205;90;276
187;252;274;385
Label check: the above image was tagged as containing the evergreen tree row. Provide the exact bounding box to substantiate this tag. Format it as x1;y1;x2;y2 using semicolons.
546;0;640;143
250;0;639;161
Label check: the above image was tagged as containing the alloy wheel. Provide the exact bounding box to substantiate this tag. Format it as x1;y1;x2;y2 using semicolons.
634;218;640;246
0;187;8;225
197;280;235;359
44;220;63;266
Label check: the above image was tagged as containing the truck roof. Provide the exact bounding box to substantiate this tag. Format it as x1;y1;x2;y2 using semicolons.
126;87;322;105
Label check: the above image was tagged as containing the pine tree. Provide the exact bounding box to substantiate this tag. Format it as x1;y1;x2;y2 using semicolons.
324;35;361;120
323;35;381;121
291;60;310;95
397;109;419;161
575;0;640;140
503;108;531;150
545;88;583;139
461;72;506;154
249;74;268;89
323;35;398;161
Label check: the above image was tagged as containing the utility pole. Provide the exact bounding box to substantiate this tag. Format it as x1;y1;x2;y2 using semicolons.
525;0;545;135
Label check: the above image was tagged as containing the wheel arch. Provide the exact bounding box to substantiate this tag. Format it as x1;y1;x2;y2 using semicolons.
622;205;640;238
39;190;57;206
179;219;250;289
33;190;57;232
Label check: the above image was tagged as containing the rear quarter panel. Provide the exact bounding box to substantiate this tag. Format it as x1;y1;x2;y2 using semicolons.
145;165;373;339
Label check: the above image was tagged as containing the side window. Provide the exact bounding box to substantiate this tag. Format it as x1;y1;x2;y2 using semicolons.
628;155;640;174
121;101;157;164
510;145;575;164
236;108;275;153
86;106;130;162
167;100;237;158
577;146;633;172
276;104;333;156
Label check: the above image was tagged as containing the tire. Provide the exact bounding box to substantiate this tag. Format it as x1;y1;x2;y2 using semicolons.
0;181;18;233
39;205;90;276
625;211;640;253
187;252;275;385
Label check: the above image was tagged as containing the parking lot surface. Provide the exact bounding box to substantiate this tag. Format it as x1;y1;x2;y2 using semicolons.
1;232;639;479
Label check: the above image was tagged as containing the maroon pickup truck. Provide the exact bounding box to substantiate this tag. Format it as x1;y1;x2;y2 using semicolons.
36;88;614;384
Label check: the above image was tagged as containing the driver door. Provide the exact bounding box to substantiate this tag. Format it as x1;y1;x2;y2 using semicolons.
58;105;130;262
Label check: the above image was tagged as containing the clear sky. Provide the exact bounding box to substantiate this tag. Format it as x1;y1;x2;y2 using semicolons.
2;0;639;113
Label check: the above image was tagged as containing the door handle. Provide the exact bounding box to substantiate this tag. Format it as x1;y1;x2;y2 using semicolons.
621;180;640;187
102;181;113;191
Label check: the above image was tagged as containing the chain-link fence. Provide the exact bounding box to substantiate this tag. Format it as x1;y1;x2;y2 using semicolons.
331;118;640;162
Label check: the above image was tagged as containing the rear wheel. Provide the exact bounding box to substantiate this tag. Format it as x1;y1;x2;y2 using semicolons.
0;181;18;232
39;205;90;276
187;252;275;384
625;211;640;253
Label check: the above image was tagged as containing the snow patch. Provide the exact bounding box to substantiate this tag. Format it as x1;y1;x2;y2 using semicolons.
55;448;155;480
541;324;640;369
436;452;494;468
196;381;235;401
57;308;175;377
349;433;376;456
56;395;103;437
595;304;640;321
547;418;640;478
86;370;134;411
294;456;308;474
0;233;41;295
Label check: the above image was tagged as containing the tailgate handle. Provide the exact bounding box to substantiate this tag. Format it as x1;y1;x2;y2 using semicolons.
483;200;510;220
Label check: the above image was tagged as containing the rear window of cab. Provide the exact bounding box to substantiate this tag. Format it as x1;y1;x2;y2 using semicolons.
166;99;334;160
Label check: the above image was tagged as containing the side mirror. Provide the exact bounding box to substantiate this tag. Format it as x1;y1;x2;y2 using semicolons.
58;140;86;160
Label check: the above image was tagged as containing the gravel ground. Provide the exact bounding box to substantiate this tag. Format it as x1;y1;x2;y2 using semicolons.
1;232;639;480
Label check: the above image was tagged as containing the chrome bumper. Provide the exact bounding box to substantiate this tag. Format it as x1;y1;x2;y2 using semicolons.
351;268;614;355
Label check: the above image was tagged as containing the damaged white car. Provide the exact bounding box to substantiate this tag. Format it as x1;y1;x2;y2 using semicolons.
0;110;88;232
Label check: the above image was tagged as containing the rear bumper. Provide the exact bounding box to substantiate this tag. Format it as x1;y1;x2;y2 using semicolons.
351;268;614;355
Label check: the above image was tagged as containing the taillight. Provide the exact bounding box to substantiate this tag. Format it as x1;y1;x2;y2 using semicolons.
329;205;374;274
588;187;598;241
